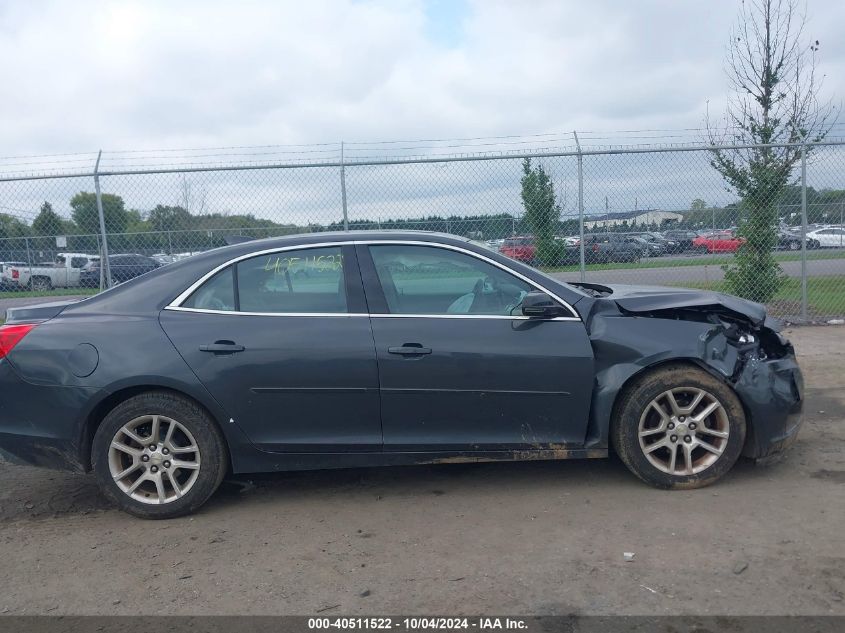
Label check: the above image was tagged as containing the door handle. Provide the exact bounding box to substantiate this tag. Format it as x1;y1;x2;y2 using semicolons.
388;345;432;356
199;341;245;354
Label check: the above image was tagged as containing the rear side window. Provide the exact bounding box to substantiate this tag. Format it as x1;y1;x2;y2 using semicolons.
180;247;347;314
182;267;236;312
236;247;347;314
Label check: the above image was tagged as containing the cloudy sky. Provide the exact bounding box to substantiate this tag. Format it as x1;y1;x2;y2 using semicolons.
1;0;843;223
2;0;843;156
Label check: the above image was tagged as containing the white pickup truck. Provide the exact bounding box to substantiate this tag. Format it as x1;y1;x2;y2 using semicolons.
3;253;100;291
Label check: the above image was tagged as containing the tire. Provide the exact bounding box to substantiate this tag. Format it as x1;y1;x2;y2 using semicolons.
30;276;52;291
92;391;228;519
611;364;746;490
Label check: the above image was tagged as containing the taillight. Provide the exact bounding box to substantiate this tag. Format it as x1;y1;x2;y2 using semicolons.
11;269;19;279
0;323;36;359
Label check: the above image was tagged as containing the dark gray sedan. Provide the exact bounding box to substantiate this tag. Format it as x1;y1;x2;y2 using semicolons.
0;232;804;518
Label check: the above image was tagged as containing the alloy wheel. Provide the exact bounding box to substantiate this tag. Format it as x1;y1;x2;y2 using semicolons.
108;415;201;504
637;387;730;476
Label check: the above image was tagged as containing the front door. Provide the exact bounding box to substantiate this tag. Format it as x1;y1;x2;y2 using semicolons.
160;244;381;453
358;243;595;452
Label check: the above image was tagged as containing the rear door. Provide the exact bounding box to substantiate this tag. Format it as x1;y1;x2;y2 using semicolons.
358;242;594;452
160;244;382;453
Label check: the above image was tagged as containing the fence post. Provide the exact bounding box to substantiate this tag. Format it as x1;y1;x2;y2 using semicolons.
340;141;349;232
573;131;585;282
96;232;103;291
24;236;33;282
800;142;808;321
93;150;113;288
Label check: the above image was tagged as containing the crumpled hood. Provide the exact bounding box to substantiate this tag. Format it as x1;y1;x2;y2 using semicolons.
595;283;768;327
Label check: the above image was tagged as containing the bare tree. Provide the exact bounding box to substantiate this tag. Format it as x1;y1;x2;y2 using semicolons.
707;0;837;302
179;175;208;216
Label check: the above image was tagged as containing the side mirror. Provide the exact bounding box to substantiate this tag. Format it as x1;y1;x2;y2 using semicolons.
521;291;567;318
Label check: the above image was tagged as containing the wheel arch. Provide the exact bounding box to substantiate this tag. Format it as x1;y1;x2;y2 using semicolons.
78;382;238;473
601;357;755;457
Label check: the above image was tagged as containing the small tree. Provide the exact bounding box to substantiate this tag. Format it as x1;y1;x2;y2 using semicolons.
520;158;562;265
70;192;129;236
708;0;837;303
32;202;64;236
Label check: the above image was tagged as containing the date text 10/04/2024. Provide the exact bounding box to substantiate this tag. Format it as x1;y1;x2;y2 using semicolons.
307;617;528;630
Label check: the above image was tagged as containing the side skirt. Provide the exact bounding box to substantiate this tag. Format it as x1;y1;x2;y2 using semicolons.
231;447;609;474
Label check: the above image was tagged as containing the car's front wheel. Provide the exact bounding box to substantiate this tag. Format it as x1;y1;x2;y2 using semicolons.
92;391;228;519
612;364;746;489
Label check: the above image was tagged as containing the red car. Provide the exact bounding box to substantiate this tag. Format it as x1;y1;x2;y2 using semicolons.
692;231;746;253
499;236;536;263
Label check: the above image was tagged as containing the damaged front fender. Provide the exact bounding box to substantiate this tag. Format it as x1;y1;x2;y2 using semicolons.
577;286;804;459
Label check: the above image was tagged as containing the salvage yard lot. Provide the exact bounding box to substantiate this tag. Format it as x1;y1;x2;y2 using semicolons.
0;326;843;615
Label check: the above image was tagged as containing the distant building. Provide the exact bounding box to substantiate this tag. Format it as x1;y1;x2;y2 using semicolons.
582;209;684;230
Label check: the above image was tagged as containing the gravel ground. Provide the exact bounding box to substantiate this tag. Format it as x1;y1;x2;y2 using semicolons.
0;326;842;616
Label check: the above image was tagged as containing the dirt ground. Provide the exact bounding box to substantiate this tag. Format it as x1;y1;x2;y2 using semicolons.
0;326;843;616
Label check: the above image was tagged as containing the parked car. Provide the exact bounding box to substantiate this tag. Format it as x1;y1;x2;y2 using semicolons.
499;236;536;263
0;262;28;291
0;231;804;518
644;231;681;253
581;233;644;262
663;230;699;252
623;232;677;256
806;227;845;248
692;231;746;253
629;235;663;257
776;230;820;251
1;253;99;291
80;254;160;287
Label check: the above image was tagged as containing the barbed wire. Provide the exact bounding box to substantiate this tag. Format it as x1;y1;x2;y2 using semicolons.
1;126;845;179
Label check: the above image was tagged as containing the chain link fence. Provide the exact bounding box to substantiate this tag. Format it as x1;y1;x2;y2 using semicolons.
1;137;844;321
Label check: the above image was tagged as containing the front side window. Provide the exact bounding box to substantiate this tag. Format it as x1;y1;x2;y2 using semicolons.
237;246;347;313
369;244;533;316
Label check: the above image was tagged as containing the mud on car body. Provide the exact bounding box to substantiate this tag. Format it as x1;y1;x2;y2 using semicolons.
0;231;803;518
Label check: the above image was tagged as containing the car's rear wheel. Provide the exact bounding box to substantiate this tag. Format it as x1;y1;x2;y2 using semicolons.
30;276;52;291
612;364;746;489
92;391;228;519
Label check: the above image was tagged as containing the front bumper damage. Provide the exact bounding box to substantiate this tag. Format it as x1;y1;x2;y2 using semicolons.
576;283;805;460
732;348;804;459
694;316;804;459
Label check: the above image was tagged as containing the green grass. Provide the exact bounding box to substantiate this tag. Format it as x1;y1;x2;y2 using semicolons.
667;276;845;318
0;288;97;300
540;249;845;273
